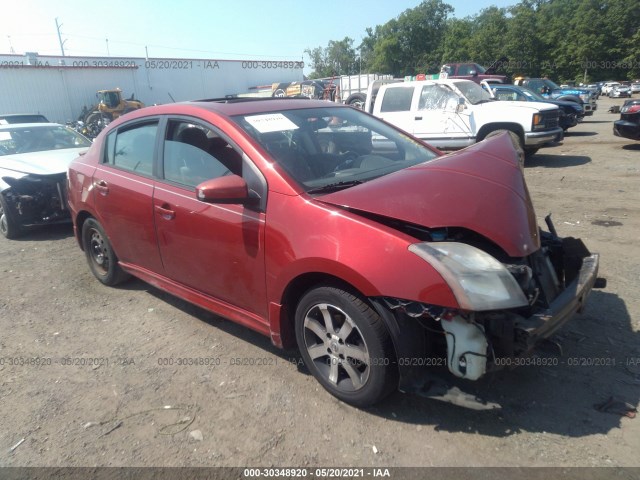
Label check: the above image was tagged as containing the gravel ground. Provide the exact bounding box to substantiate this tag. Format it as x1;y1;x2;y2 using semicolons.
0;96;639;469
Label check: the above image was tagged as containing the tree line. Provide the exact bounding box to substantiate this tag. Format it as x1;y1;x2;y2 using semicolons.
305;0;640;83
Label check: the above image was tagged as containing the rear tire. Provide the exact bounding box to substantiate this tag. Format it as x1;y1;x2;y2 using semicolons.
295;286;397;407
345;93;366;110
81;218;129;286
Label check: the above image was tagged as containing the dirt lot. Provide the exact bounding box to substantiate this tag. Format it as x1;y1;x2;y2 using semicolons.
1;96;639;469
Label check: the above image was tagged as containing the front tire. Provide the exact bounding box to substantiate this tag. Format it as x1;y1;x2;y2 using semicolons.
81;218;129;286
0;194;22;239
295;286;397;407
484;129;526;162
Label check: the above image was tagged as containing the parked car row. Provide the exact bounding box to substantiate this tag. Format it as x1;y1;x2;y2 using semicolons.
601;81;640;97
513;77;597;116
486;83;585;131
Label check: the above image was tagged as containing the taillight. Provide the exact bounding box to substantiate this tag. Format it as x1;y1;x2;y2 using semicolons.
621;104;640;114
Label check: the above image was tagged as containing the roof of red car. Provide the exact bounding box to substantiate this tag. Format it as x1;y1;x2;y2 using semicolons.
139;98;344;118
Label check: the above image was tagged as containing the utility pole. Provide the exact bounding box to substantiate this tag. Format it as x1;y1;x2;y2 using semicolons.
7;36;15;54
106;38;110;56
55;17;66;56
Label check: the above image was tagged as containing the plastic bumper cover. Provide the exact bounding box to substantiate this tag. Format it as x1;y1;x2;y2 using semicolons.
525;127;564;146
517;253;599;347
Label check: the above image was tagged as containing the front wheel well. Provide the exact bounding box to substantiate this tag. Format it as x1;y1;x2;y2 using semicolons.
278;273;371;349
556;95;581;104
476;123;524;144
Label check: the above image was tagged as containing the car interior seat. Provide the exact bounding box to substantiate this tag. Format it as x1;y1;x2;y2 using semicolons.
208;137;242;175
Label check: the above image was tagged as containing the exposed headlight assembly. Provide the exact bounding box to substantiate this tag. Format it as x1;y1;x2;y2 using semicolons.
409;242;529;311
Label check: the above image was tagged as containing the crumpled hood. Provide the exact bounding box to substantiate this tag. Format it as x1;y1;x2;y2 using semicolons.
0;147;87;192
317;133;540;258
0;147;87;176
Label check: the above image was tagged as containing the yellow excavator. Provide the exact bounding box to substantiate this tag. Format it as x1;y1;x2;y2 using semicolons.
76;88;144;138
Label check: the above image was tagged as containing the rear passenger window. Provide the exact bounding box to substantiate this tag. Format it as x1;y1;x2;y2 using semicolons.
495;90;520;101
380;87;414;112
105;122;158;176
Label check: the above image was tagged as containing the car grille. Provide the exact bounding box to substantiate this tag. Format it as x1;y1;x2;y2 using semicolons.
542;110;560;129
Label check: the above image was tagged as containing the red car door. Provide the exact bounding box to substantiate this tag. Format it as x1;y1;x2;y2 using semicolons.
92;120;164;273
152;119;268;319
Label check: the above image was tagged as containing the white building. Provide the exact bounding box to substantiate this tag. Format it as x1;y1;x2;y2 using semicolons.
0;53;304;123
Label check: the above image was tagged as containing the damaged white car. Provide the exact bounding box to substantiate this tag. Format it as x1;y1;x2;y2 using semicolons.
0;123;91;238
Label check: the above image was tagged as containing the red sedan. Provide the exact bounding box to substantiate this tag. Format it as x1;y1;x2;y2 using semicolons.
67;98;603;408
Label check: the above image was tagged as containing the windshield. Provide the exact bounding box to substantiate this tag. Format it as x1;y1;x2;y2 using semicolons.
518;86;546;102
543;79;561;90
473;64;486;74
453;81;494;104
0;125;91;156
233;106;438;192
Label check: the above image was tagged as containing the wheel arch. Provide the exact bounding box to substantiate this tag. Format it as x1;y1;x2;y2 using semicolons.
276;271;428;394
555;95;581;104
74;210;94;250
277;271;370;349
476;122;525;143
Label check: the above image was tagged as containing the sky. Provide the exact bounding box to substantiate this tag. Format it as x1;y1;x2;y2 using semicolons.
0;0;519;71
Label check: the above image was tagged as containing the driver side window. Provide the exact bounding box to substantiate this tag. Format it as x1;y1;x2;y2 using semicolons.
418;84;459;111
162;120;242;188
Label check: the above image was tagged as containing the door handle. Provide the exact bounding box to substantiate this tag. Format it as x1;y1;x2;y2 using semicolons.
94;180;109;195
155;204;176;220
415;116;423;120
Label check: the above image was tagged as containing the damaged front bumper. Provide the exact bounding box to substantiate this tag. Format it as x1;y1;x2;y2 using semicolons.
515;253;599;348
0;173;70;231
371;229;604;410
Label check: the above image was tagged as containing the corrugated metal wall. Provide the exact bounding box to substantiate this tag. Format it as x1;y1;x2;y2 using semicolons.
0;54;304;123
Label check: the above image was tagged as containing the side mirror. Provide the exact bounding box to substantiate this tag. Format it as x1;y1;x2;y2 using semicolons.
196;175;255;205
469;70;477;76
456;97;466;113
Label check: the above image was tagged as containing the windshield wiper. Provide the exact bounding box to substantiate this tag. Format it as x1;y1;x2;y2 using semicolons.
306;180;363;194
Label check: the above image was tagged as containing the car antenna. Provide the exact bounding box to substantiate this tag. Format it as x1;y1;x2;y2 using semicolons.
168;92;176;103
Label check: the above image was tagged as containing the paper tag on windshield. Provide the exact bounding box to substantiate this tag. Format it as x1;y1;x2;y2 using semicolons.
246;114;298;133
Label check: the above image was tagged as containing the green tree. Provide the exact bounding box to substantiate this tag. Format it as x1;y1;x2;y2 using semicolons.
441;18;475;67
307;0;640;82
359;0;454;76
465;7;509;66
503;0;550;78
304;37;358;79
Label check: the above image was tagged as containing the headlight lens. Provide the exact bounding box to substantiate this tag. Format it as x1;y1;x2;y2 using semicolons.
579;93;590;102
532;113;545;130
409;242;529;311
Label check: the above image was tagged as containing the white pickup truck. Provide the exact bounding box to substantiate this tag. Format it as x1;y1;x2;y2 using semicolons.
367;79;563;157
